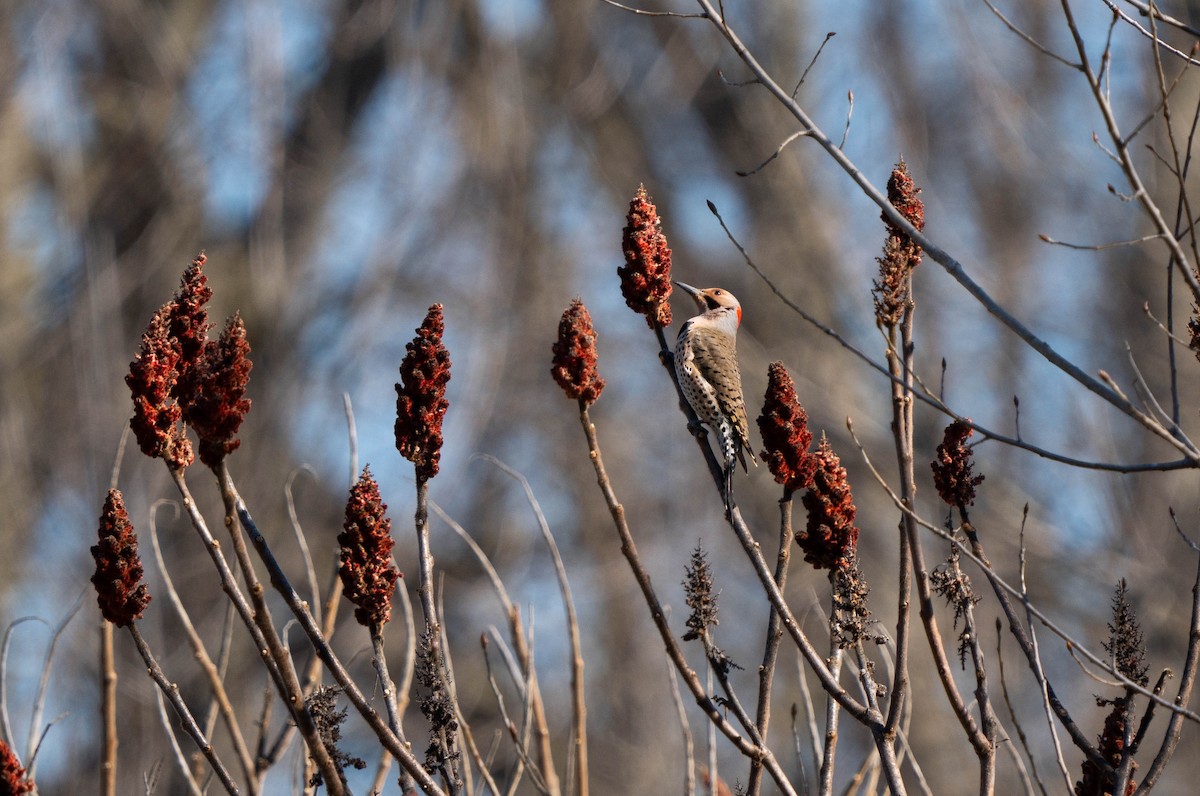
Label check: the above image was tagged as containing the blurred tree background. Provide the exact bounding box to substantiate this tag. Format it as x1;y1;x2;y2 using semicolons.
2;0;1199;792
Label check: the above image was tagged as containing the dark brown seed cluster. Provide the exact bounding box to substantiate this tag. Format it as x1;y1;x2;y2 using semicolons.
417;628;460;772
305;685;366;789
90;489;151;627
338;467;400;628
830;560;872;648
1105;579;1148;687
931;420;985;510
872;161;925;327
551;299;605;406
798;436;860;573
757;362;816;493
395;304;452;481
619;184;673;329
682;544;718;642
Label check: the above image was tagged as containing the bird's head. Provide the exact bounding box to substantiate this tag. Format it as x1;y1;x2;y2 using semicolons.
674;281;743;326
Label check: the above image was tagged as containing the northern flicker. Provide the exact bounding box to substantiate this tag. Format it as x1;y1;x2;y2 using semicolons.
673;281;756;511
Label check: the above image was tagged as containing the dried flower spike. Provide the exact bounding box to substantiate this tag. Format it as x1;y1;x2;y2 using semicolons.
1105;579;1148;687
168;252;213;407
872;161;925;327
551;299;606;406
0;739;33;795
757;362;816;493
188;312;253;468
338;467;400;627
931;420;984;510
417;627;460;770
682;544;718;642
798;435;860;572
395;304;452;481
90;489;151;627
306;685;366;788
619;184;673;329
126;304;193;468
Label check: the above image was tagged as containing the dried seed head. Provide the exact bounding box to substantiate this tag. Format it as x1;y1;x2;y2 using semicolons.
417;628;459;770
830;560;872;648
619;184;673;329
168;252;213;407
126;304;193;468
188;313;253;468
757;362;816;493
1105;579;1148;687
872;161;925;327
90;489;151;627
682;544;719;642
551;299;606;406
395;304;452;481
798;435;860;573
305;686;366;789
931;420;985;510
0;739;33;795
338;467;400;628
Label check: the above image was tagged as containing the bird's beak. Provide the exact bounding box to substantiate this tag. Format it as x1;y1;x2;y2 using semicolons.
673;281;705;312
676;282;700;312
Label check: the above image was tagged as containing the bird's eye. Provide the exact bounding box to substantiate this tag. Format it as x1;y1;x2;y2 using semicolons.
713;290;723;296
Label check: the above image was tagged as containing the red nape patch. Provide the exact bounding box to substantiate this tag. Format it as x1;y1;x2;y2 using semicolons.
736;306;742;326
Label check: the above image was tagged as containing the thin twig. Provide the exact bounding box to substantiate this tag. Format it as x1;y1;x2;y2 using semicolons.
156;688;204;796
818;641;842;796
369;625;403;786
1;618;43;750
600;0;706;18
1014;508;1074;792
100;615;117;796
736;131;809;177
475;455;580;796
25;589;83;782
747;492;795;796
792;32;837;99
183;464;342;793
431;497;558;789
574;402;799;794
667;660;696;796
229;496;445;795
1038;232;1165;250
285;466;321;626
411;475;462;794
148;503;258;792
838;91;853;150
437;580;479;796
127;623;242;794
980;0;1080;68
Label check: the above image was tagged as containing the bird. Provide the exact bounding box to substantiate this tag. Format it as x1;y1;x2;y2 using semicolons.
673;281;756;512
